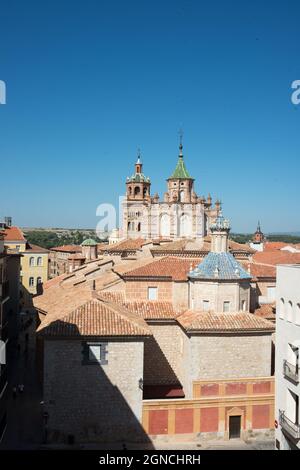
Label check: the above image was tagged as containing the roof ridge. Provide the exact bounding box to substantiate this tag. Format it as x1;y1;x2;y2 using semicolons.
92;296;151;335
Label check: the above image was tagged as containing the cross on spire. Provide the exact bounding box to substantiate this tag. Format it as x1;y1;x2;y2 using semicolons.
178;128;183;156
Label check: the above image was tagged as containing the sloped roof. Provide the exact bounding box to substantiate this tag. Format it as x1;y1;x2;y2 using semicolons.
25;243;49;254
50;245;82;253
4;226;26;242
253;251;300;266
38;298;151;337
122;257;201;281
177;310;275;333
189;252;251;280
249;263;276;278
168;155;193;179
254;303;276;321
99;238;147;253
263;242;288;251
99;291;178;320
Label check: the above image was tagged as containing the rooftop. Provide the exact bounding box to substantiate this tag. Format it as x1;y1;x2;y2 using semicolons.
3;226;26;242
81;238;97;246
168;152;193;180
189;252;251;280
50;245;82;253
123;257;201;281
38;298;151;338
177;310;275;333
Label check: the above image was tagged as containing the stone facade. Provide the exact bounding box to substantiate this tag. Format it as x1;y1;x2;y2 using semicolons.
189;334;272;382
190;280;250;312
121;147;219;241
43;338;148;443
143;322;187;388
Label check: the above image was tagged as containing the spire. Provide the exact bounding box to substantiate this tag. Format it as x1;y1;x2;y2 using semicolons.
168;134;193;180
179;129;183;157
257;220;261;232
136;148;142;165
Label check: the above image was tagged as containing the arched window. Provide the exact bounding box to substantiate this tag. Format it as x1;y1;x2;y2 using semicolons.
37;257;42;266
179;190;185;202
143;188;147;197
137;222;141;232
128;187;132;195
241;300;246;311
29;257;35;267
160;213;170;237
179;214;191;237
287;301;293;322
29;277;34;287
280;298;285;319
134;186;140;196
37;277;42;285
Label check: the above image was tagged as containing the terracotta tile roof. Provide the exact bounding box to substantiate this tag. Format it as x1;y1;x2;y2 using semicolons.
99;238;147;253
228;240;255;254
124;301;177;320
38;298;151;337
249;263;276;278
4;226;26;242
151;237;254;255
122;257;202;281
253;251;300;266
50;245;82;253
254;303;276;321
98;291;178;320
177;310;275;333
25;243;49;253
263;242;288;251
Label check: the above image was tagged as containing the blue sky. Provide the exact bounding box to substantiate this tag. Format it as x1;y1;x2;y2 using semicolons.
0;0;299;232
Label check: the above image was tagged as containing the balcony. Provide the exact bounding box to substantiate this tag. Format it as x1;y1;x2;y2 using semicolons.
283;360;299;383
279;410;300;440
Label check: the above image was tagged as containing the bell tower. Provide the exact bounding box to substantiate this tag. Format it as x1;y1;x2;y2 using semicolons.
166;139;194;203
123;151;151;240
126;151;151;201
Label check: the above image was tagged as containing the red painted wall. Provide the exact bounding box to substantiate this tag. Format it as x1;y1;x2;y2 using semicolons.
201;384;219;396
252;405;270;429
225;382;247;395
175;409;194;434
200;407;219;432
148;410;168;434
253;382;271;394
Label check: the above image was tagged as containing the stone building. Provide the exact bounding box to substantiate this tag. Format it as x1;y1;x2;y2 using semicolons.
275;264;300;450
3;224;49;303
34;211;275;444
0;229;21;442
121;144;220;240
49;245;82;278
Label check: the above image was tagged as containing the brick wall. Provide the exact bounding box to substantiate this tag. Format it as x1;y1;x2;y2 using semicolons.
43;338;149;443
125;281;173;301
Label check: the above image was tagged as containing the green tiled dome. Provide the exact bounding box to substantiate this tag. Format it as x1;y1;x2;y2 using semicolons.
81;238;97;246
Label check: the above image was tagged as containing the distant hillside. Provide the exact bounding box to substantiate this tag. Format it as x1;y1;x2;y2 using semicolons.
23;229;108;249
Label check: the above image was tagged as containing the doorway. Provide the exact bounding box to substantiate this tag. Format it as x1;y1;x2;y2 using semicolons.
229;415;241;439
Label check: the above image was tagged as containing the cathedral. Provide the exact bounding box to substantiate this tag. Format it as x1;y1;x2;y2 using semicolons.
121;142;220;240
